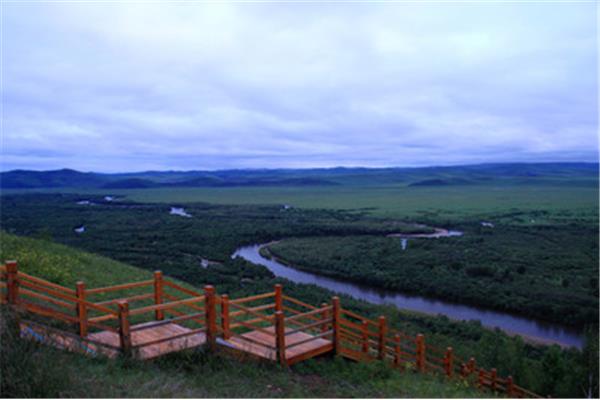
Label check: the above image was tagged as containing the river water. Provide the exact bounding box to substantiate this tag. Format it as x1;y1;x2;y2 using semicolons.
232;243;583;349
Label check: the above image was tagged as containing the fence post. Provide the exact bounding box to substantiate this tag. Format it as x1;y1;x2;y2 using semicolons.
153;270;164;321
361;320;369;359
275;310;286;366
378;316;387;360
6;260;18;305
416;334;425;372
506;376;514;397
444;347;453;377
204;285;216;349
394;334;401;367
478;369;485;388
76;281;88;337
321;302;329;334
274;284;283;312
332;296;341;355
221;294;230;339
490;368;497;391
468;357;476;376
117;301;132;357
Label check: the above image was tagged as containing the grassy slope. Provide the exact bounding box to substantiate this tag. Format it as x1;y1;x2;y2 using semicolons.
0;232;484;398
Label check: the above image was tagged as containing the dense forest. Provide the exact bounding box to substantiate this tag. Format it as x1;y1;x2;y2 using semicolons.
266;221;599;326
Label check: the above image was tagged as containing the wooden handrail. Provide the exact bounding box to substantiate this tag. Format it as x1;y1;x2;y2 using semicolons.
340;308;378;326
19;288;75;310
95;292;155;306
231;319;276;337
4;264;543;398
163;280;203;297
231;291;275;305
285;317;332;336
129;295;205;316
286;305;332;323
17;271;76;294
229;303;274;318
87;279;154;295
19;279;118;315
130;312;205;332
228;301;275;324
282;294;317;311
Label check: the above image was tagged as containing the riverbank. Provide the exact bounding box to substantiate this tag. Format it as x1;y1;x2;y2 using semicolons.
233;242;583;349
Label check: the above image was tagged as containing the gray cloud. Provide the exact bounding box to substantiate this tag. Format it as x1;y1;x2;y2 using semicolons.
2;2;597;172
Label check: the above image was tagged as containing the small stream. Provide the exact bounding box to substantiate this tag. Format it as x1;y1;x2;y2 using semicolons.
232;235;584;349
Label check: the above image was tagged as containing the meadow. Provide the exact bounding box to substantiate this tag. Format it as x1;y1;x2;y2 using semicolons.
10;184;598;221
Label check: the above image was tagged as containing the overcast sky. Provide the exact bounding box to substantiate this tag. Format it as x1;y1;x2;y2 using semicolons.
2;1;598;172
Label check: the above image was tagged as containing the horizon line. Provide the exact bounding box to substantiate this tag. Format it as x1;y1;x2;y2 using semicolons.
2;160;599;174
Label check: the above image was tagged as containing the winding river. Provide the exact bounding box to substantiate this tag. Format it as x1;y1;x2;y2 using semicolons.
232;232;584;349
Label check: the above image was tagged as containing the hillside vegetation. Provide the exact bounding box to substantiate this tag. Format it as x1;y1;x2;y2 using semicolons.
0;233;485;398
0;232;598;398
267;220;598;325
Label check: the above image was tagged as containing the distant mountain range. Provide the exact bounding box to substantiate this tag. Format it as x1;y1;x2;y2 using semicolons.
1;163;597;189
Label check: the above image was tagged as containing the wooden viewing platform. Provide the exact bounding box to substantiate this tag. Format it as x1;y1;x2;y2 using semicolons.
0;261;541;398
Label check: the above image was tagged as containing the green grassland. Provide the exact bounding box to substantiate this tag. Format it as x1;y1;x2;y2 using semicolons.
10;184;598;221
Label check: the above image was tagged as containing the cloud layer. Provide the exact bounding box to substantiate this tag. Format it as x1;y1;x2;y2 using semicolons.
2;2;597;171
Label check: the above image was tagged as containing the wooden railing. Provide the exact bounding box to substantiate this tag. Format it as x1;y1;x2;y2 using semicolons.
0;261;541;398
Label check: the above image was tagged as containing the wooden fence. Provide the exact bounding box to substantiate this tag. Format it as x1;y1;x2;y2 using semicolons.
0;261;541;398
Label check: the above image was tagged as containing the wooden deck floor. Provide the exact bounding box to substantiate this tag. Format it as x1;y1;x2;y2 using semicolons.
20;321;331;364
226;327;333;365
89;322;206;360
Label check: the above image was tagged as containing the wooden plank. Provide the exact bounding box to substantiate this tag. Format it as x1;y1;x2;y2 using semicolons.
288;342;333;365
286;330;333;349
133;327;207;349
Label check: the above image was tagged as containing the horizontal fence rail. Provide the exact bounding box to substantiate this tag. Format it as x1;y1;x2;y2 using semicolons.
1;261;541;398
